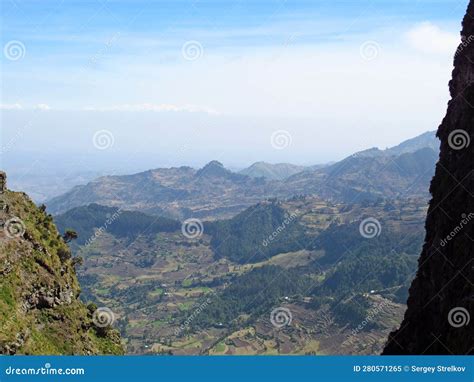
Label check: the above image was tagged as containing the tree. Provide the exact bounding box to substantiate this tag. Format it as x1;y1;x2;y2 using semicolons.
57;247;72;262
72;256;84;268
63;229;78;243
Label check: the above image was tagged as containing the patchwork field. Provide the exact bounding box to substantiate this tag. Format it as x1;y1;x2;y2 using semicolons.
65;196;427;355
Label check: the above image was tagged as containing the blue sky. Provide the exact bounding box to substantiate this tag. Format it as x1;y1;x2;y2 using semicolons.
0;0;469;175
1;0;466;110
2;1;466;59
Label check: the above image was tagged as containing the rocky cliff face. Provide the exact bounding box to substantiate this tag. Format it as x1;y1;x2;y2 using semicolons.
383;1;474;355
0;187;123;355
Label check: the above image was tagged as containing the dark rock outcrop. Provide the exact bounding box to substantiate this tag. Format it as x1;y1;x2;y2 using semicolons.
383;1;474;355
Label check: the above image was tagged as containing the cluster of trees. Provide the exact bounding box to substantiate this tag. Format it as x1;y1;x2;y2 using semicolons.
313;220;423;265
315;245;417;297
55;203;180;245
206;202;310;263
189;265;312;329
186;219;420;331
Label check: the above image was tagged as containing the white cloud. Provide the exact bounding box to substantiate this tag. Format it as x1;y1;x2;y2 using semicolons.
0;103;23;110
0;103;52;110
83;103;218;114
1;20;460;165
34;103;51;111
405;22;460;54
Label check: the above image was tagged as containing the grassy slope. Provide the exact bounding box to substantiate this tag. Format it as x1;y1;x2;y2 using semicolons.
0;191;123;355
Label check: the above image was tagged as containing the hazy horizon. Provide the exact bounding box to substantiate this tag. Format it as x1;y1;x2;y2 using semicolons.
2;123;435;173
0;0;462;197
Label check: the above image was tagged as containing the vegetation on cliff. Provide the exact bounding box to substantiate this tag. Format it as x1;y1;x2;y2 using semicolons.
0;190;123;355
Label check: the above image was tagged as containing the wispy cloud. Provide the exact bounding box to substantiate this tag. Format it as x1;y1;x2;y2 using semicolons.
405;22;460;54
0;103;51;111
34;103;51;111
83;103;218;114
0;104;23;110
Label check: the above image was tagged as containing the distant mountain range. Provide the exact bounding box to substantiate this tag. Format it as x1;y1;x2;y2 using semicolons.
350;131;439;158
47;131;439;219
281;147;438;202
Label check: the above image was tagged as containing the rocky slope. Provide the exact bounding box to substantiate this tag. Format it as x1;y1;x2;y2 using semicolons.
383;2;473;355
283;147;437;202
0;188;123;354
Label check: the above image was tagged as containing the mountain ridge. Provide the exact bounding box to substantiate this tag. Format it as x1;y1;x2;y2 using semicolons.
46;131;439;219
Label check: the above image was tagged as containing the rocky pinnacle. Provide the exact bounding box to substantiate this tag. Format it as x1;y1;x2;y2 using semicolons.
383;1;474;354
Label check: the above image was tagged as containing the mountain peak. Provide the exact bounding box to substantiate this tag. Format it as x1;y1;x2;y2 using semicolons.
196;160;229;177
203;160;224;168
385;130;438;156
239;162;306;180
